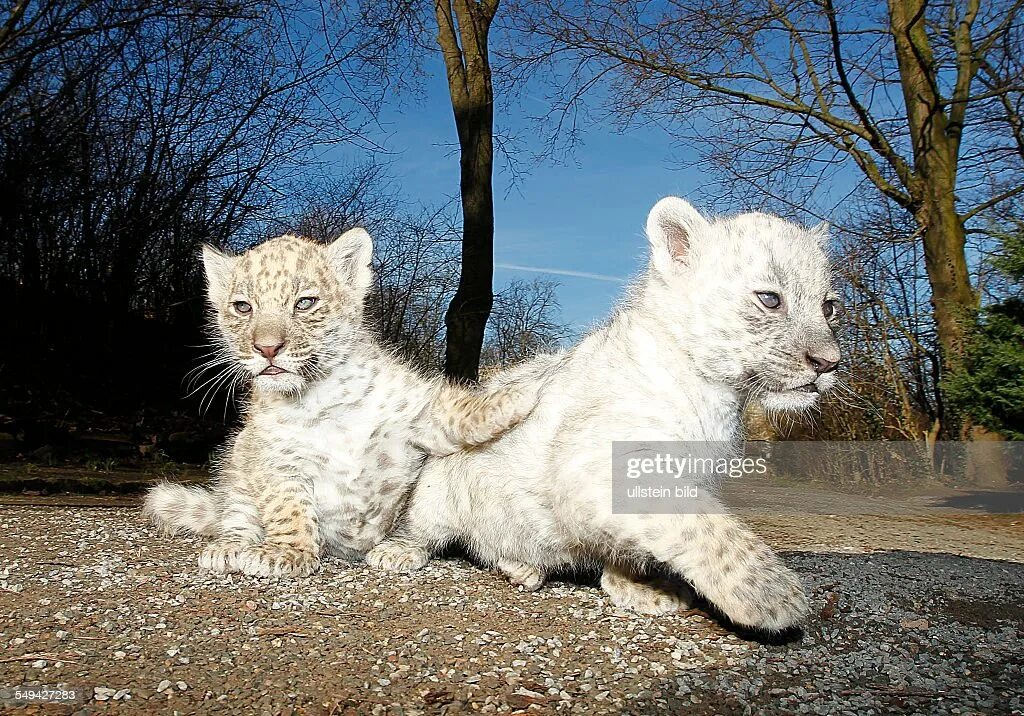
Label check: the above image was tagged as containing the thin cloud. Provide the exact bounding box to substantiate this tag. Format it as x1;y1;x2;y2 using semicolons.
495;262;626;283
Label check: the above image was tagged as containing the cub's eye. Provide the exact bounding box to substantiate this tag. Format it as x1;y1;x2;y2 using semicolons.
823;300;840;318
233;301;252;314
295;297;317;311
755;292;782;310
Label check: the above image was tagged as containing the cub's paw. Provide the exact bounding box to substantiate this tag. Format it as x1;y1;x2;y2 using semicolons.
601;567;691;616
497;560;545;592
365;540;429;572
234;544;321;578
718;563;809;632
198;541;248;574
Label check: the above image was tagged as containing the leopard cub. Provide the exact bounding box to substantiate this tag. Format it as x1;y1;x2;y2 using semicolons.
144;229;534;577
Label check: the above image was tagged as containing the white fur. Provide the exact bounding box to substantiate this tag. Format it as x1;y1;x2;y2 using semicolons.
368;198;842;632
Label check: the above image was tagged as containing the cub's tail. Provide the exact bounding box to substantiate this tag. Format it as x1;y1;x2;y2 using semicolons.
143;482;219;538
420;354;562;456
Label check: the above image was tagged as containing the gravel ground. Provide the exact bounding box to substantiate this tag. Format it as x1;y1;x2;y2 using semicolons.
0;502;1021;715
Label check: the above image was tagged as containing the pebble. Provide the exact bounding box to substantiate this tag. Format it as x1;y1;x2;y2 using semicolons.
93;687;116;701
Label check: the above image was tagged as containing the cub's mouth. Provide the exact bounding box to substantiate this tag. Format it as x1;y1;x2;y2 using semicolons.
791;382;819;393
760;380;819;396
759;379;824;413
259;365;288;376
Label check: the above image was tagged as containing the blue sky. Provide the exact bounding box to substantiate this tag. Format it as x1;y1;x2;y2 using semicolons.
364;59;703;333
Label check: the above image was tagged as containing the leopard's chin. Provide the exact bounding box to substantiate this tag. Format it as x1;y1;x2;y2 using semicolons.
253;371;306;395
757;376;832;413
760;388;820;413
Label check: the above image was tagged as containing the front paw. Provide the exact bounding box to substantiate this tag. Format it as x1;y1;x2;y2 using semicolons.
235;544;321;578
365;540;429;572
721;564;809;631
199;541;248;574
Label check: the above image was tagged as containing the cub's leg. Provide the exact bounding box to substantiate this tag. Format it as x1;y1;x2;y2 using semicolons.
198;489;262;573
496;560;546;591
234;476;322;578
367;534;547;593
196;449;262;574
365;457;468;572
619;507;808;631
600;563;692;615
365;491;452;572
418;381;538;455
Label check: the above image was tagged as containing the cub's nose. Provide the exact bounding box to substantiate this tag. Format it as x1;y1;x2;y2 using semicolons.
806;352;839;374
254;341;286;360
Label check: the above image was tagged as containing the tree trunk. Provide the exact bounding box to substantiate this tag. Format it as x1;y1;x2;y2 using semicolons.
434;0;498;383
918;189;976;372
888;0;978;434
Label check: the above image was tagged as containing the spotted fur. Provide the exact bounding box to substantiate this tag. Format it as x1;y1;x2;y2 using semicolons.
144;230;535;577
366;198;842;632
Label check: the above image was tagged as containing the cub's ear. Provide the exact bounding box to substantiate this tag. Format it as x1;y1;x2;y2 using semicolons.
645;197;709;274
327;227;374;296
201;245;236;307
810;221;832;249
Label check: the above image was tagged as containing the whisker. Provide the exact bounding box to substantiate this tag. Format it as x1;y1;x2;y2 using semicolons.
185;364;236;400
199;367;240;416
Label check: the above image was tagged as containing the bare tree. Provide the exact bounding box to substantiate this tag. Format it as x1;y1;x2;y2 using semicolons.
503;0;1024;434
829;203;940;440
342;0;530;381
0;0;369;419
371;208;462;371
286;164;401;244
435;0;500;383
0;0;173;125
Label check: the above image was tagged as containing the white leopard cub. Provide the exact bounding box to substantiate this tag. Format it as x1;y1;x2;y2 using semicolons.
144;230;535;577
369;198;842;633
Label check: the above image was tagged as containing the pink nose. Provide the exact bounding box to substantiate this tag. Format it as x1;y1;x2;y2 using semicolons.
253;342;285;360
806;352;839;374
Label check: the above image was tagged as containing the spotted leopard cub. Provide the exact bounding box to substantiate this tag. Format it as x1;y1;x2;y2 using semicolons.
144;230;535;577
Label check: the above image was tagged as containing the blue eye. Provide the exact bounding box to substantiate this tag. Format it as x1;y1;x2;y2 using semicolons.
756;292;782;309
295;297;317;311
233;301;252;314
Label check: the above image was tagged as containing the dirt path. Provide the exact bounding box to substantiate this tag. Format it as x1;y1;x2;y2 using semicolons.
0;502;1021;715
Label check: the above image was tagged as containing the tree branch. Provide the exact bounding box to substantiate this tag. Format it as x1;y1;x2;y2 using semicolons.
434;0;468;102
823;0;914;189
948;0;980;162
960;182;1024;224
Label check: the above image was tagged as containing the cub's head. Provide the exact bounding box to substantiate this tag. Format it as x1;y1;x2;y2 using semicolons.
644;197;842;413
202;229;372;395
